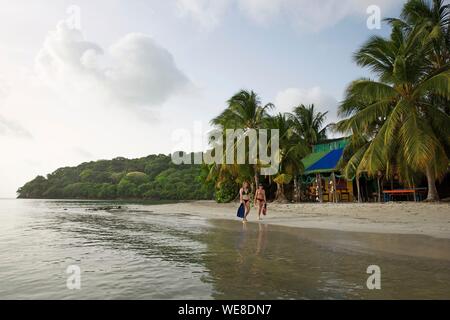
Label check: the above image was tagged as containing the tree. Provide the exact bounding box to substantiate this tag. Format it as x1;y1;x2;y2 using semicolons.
17;154;214;200
290;104;329;149
211;90;274;190
398;0;450;69
117;179;137;198
336;18;450;201
98;183;117;199
17;176;48;198
266;113;308;202
124;172;150;185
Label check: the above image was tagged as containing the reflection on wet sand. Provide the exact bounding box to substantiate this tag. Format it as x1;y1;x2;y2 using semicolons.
200;220;450;300
40;205;450;300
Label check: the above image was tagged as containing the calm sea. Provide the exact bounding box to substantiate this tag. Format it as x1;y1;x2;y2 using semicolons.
0;199;449;299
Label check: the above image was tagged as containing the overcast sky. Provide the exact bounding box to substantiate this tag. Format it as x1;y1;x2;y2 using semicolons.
0;0;404;197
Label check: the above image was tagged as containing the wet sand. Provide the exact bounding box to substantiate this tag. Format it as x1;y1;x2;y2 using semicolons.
149;201;450;240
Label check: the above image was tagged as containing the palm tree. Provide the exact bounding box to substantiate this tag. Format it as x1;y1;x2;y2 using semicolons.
211;90;274;190
336;20;450;201
266;113;308;202
290;104;329;149
389;0;450;117
399;0;450;68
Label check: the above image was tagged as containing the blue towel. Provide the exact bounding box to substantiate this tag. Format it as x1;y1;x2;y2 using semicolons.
237;203;245;218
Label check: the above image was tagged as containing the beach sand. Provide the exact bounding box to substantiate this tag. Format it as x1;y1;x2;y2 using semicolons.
150;201;450;239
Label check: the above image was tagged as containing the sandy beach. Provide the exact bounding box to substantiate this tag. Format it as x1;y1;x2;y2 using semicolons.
150;201;450;240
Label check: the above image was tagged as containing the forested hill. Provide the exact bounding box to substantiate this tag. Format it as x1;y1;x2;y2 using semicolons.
17;154;215;200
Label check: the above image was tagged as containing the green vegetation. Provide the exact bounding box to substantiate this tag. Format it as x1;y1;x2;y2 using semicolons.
17;1;450;202
17;154;214;200
336;0;450;201
204;0;450;203
206;91;326;202
16;98;335;202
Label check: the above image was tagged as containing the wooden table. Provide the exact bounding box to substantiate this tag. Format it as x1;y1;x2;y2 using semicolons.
383;188;427;202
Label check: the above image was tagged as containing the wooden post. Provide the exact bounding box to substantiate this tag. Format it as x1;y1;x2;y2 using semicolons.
377;176;381;203
331;172;338;203
318;173;323;203
413;181;417;202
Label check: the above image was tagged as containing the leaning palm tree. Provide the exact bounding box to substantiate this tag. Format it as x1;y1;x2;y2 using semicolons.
204;127;253;199
211;90;274;189
266;113;308;202
290;104;329;149
337;21;450;201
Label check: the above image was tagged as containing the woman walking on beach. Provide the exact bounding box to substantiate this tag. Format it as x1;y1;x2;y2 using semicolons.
254;183;267;220
239;181;251;222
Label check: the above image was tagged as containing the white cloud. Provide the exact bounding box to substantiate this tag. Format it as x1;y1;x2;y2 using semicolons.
177;0;396;32
237;0;281;24
0;79;8;98
0;21;193;197
176;0;229;30
275;86;338;122
36;21;189;110
281;0;396;32
107;33;189;107
0;116;32;138
0;80;31;138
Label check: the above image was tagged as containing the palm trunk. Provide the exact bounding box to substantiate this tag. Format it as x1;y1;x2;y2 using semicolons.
293;177;299;203
275;183;287;202
377;176;381;203
356;175;362;203
425;165;440;202
254;165;259;192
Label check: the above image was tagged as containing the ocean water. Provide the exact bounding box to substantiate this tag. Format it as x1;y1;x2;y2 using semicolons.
0;199;449;300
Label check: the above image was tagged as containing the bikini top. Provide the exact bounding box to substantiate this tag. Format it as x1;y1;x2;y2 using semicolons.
242;188;250;196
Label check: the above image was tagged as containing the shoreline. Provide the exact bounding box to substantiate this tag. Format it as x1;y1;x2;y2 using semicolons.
148;200;450;240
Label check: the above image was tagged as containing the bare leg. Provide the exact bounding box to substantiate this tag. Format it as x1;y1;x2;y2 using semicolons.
256;201;260;219
244;202;250;221
258;203;263;220
242;203;247;223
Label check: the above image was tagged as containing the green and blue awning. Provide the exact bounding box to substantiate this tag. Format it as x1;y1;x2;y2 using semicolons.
302;148;344;175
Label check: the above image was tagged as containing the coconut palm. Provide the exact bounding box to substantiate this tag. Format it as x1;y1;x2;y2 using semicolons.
398;0;450;127
266;113;309;202
399;0;450;69
337;21;450;201
211;90;273;130
389;0;450;117
211;90;274;190
290;104;329;149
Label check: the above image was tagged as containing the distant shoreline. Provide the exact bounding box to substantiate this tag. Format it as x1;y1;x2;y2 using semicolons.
148;201;450;240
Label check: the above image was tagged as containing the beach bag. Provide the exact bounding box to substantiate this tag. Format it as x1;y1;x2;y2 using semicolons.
237;203;245;218
263;203;267;216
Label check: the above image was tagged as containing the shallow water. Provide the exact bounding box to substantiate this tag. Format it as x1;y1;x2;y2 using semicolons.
0;199;449;299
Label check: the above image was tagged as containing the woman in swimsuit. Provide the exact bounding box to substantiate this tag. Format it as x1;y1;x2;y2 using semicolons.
239;181;251;222
254;183;266;220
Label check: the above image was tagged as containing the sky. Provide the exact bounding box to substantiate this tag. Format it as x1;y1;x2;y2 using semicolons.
0;0;405;197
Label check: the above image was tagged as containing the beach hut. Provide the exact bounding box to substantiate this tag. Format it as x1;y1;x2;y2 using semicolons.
300;138;353;202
